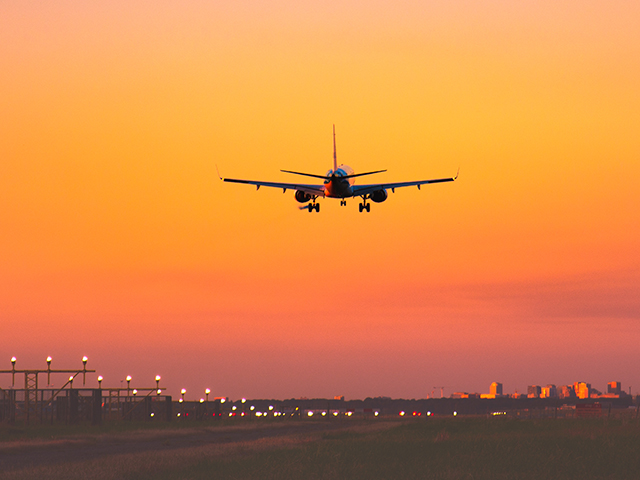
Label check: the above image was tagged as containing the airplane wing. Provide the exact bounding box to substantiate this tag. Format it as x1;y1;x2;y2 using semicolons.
223;178;326;197
352;174;458;197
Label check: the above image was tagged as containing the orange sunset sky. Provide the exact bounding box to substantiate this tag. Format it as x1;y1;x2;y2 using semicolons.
1;1;639;400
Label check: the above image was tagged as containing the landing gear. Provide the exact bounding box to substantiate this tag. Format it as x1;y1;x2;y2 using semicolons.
358;203;370;213
340;200;347;206
307;202;320;213
359;196;371;213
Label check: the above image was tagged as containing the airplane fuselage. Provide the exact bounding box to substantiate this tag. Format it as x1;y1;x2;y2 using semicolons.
323;165;355;198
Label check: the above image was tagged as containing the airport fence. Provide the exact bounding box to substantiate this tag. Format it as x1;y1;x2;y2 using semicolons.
0;388;173;425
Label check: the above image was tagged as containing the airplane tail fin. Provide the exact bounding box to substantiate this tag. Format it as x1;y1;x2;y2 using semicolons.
281;126;386;181
333;124;337;173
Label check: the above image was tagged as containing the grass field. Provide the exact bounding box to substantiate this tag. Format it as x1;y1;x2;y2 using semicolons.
1;416;640;479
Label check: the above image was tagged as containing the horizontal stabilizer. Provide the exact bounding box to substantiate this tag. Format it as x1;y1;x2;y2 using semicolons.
281;170;330;180
341;169;386;179
281;169;387;180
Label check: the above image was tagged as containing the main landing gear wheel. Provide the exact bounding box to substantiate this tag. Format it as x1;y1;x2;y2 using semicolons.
340;200;347;206
307;203;320;213
359;195;371;213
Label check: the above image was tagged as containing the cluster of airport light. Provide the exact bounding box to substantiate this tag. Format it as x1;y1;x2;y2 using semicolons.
399;411;457;417
221;409;379;418
8;356;168;395
122;374;163;395
174;395;386;419
7;356;96;388
173;408;469;419
10;355;89;368
177;388;217;403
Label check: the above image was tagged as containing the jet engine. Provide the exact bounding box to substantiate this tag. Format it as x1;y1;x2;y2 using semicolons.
295;190;313;203
370;189;388;203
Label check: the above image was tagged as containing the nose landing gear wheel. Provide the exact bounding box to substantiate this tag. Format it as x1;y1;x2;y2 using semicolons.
340;200;347;206
308;203;320;212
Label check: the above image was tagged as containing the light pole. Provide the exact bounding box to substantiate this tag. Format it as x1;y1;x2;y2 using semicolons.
204;388;211;417
126;376;132;396
81;356;89;385
97;375;103;389
46;356;52;385
69;376;74;389
155;375;161;390
11;357;16;386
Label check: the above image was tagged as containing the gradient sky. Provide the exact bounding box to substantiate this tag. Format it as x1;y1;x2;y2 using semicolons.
1;1;639;400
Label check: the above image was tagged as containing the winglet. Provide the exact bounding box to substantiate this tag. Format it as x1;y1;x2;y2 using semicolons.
332;124;337;173
454;167;460;180
215;164;223;180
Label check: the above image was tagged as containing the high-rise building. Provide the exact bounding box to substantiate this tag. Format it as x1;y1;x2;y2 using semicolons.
541;384;557;398
574;382;590;399
559;385;575;399
608;381;622;395
527;385;541;398
490;382;503;396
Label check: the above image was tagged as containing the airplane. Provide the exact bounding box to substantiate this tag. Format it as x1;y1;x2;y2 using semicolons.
220;126;458;213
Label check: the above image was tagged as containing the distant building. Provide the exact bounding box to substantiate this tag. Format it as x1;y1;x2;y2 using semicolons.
559;385;575;399
527;385;541;398
541;384;557;398
608;381;622;395
452;392;480;399
490;382;503;396
334;395;344;401
573;382;590;399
